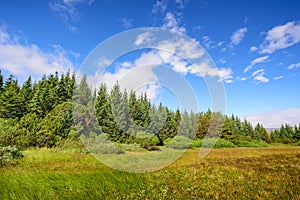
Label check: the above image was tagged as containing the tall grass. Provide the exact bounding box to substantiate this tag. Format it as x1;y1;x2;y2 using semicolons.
0;147;299;199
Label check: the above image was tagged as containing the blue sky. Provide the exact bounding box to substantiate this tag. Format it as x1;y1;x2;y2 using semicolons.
0;0;300;127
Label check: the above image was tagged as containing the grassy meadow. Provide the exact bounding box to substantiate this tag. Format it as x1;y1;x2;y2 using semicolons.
0;146;299;199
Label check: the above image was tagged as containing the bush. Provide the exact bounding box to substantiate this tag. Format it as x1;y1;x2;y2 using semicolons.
134;131;160;151
81;134;124;154
236;140;269;148
0;146;23;166
167;136;192;150
191;139;203;148
89;143;124;155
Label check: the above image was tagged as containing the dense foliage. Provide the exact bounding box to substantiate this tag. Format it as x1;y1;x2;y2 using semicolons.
0;146;23;166
0;70;299;150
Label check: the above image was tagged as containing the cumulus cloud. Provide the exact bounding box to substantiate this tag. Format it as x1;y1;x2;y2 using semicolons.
230;27;247;46
288;62;300;69
259;21;300;54
0;26;74;80
246;108;300;128
49;0;95;32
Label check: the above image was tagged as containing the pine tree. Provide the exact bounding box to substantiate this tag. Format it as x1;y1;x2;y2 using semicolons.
222;116;235;141
0;70;3;91
178;110;193;139
254;123;270;142
109;82;130;141
0;76;22;118
147;103;167;144
74;74;91;106
20;76;33;114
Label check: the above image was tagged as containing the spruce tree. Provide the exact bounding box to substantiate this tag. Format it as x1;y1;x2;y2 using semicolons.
0;76;22;118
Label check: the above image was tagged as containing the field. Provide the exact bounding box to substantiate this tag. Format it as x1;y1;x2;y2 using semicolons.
0;146;299;199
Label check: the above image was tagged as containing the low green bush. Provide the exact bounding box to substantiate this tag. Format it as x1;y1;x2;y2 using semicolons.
167;136;192;150
191;139;203;148
0;146;23;166
236;140;269;147
81;134;124;154
191;138;237;148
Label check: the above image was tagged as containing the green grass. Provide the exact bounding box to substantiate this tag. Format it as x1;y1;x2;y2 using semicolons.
0;147;299;199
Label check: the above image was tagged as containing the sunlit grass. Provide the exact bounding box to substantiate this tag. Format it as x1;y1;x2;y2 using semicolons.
0;147;299;199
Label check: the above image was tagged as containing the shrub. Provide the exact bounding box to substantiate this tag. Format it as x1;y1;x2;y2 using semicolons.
81;134;124;154
191;139;203;148
167;136;192;150
215;138;236;148
236;140;269;148
134;131;160;151
89;143;124;155
0;146;23;166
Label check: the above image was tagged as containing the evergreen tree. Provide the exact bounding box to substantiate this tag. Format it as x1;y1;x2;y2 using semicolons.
178;110;193;139
20;76;33;114
0;70;3;91
222;116;235;141
74;74;91;106
147;103;167;145
254;123;270;142
109;82;130;141
0;76;22;118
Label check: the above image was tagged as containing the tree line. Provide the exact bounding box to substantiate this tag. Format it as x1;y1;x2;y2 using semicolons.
0;70;299;150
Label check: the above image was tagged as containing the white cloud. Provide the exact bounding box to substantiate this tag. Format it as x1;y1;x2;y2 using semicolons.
192;25;202;31
0;27;74;80
273;75;284;80
134;51;163;67
100;64;160;101
249;46;258;52
250;55;269;65
162;12;186;34
134;32;154;46
230;27;247;46
237;76;247;81
243;65;253;73
217;68;234;83
244;56;269;73
246;108;300;128
119;18;132;29
259;21;300;54
251;69;265;77
219;58;226;64
251;69;269;83
174;0;190;9
49;0;95;32
202;36;214;48
253;75;269;83
151;0;168;14
217;41;225;47
288;62;300;69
